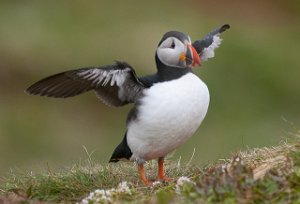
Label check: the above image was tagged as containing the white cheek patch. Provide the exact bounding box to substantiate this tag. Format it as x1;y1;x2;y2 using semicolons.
156;38;185;68
157;49;180;67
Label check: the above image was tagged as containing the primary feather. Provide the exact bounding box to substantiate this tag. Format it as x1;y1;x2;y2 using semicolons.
26;61;145;107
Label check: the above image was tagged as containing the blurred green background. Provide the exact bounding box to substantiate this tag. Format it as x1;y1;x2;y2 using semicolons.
0;1;300;176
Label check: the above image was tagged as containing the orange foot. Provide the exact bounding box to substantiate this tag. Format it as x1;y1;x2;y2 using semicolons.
143;179;153;186
157;157;173;183
138;164;153;186
138;158;174;186
157;176;173;182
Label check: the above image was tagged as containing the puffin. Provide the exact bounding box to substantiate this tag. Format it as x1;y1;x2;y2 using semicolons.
26;24;230;185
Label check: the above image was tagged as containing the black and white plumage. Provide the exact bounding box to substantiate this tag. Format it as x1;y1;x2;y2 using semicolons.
26;24;230;185
26;62;144;107
193;24;230;61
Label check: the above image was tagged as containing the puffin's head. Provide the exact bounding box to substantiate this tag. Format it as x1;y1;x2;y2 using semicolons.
156;31;201;69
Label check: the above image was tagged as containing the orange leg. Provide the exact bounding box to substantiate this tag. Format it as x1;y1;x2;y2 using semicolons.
157;157;173;182
138;163;152;185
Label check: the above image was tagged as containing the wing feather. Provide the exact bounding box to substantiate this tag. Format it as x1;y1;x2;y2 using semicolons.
26;62;145;106
193;24;230;62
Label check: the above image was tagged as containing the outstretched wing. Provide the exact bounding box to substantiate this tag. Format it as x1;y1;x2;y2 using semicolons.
26;61;145;107
193;24;230;61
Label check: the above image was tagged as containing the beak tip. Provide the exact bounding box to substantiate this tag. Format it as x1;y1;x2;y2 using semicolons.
189;44;201;68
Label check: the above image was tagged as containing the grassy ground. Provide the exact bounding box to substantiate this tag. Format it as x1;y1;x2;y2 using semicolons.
1;135;300;203
1;1;300;177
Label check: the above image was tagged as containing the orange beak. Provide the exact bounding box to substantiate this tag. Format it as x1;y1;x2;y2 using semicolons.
188;44;201;67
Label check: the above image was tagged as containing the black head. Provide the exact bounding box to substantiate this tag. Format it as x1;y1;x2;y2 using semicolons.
155;31;201;69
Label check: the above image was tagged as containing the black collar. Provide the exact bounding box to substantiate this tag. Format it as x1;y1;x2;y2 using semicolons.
155;54;192;82
138;55;193;88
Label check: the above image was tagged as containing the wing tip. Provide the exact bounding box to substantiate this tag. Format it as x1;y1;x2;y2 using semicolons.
25;86;37;95
25;83;47;96
220;24;230;33
24;88;45;97
24;85;69;98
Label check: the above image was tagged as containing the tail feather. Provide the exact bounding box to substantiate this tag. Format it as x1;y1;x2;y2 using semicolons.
109;133;132;163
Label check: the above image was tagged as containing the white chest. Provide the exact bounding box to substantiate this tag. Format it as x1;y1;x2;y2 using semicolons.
127;73;210;162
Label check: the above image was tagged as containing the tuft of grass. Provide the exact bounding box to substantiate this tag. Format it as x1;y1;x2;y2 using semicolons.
1;136;300;203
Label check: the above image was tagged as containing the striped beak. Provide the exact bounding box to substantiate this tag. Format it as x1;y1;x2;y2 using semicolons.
180;44;201;68
187;44;201;67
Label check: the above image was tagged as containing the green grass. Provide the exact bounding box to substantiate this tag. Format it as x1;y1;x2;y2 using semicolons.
1;136;300;203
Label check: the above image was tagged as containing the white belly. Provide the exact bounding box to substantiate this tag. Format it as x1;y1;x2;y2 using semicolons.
127;73;210;162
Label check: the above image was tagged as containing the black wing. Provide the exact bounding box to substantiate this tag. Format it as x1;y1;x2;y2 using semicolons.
26;61;145;107
193;24;230;61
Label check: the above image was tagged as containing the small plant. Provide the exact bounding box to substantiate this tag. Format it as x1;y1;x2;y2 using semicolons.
1;136;300;203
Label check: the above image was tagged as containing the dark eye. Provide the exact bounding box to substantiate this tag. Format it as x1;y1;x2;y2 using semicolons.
170;41;175;49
